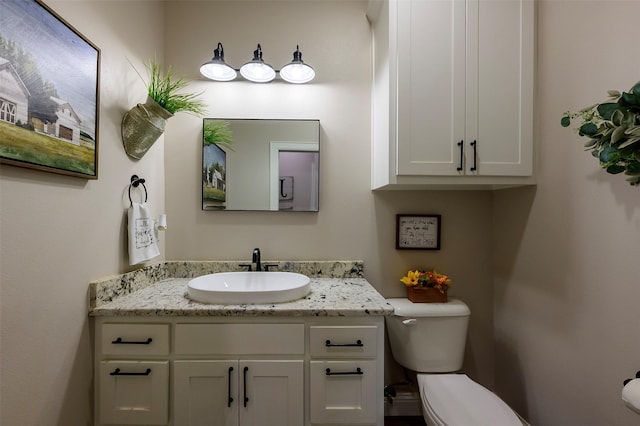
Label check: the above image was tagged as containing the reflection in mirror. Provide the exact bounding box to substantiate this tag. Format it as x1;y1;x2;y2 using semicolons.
202;119;320;211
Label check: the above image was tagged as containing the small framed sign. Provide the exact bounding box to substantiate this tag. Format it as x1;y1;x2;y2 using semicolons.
396;214;441;250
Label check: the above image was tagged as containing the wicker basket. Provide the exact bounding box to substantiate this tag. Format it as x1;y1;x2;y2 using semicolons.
407;286;448;303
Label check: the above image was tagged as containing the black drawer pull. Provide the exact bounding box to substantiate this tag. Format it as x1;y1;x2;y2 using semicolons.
243;366;249;407
111;337;153;345
325;367;363;376
228;366;234;408
325;339;363;347
110;368;151;376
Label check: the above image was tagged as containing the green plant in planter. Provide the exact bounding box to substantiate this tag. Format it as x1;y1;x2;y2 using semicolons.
203;119;234;150
561;81;640;186
144;60;206;115
122;59;207;159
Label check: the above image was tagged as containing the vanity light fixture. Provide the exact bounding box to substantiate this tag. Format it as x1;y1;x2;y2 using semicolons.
199;42;237;81
280;45;315;84
200;42;315;84
240;43;276;83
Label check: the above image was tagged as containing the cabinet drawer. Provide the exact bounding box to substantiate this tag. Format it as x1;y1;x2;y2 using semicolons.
310;326;378;358
99;360;169;425
309;360;377;424
101;323;170;356
175;323;304;355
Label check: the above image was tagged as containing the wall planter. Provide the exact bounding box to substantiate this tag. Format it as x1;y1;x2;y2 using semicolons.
122;97;173;159
122;60;205;160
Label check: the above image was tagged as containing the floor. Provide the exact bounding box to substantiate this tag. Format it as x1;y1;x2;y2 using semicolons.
384;416;426;426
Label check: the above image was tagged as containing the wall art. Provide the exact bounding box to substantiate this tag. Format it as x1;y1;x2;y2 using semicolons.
0;0;100;178
396;214;441;250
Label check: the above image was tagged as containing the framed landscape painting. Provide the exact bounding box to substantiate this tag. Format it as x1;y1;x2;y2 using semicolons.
0;0;101;179
202;139;227;210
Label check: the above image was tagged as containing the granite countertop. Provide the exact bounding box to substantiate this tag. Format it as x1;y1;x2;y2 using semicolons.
89;261;394;317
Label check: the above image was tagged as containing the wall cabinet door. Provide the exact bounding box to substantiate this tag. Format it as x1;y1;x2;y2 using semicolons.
370;0;534;187
395;0;466;176
396;0;533;177
99;360;169;425
174;360;303;426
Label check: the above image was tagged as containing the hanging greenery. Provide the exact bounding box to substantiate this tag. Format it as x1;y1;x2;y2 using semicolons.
561;81;640;186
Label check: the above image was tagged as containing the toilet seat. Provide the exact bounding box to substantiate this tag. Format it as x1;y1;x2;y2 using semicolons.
418;374;523;426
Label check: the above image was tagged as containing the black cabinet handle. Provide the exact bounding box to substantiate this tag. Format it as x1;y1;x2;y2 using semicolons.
470;140;477;172
111;337;153;345
243;366;249;407
457;140;464;171
325;367;363;376
325;339;363;347
227;366;234;408
110;368;151;376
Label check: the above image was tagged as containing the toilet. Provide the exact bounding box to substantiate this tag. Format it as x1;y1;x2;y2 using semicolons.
386;298;527;426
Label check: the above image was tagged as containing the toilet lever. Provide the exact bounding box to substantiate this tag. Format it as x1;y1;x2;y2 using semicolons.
402;319;417;325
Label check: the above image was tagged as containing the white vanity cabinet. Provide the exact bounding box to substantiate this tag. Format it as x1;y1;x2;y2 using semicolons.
94;317;385;426
97;323;171;425
368;0;535;189
309;326;379;424
173;323;305;426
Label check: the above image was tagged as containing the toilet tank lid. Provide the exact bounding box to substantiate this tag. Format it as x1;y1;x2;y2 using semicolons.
386;298;470;317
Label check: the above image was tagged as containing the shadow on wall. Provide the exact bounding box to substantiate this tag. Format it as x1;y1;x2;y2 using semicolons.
494;334;529;421
586;168;640;220
492;185;538;304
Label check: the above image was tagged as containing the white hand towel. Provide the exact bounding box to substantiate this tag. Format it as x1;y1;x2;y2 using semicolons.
128;202;160;265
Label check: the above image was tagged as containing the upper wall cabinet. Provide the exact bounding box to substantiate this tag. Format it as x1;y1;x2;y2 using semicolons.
368;0;535;189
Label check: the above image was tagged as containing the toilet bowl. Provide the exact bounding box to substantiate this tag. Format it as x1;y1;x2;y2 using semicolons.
418;374;525;426
386;298;526;426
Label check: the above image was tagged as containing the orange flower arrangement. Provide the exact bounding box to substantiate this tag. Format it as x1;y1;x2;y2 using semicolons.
400;269;452;294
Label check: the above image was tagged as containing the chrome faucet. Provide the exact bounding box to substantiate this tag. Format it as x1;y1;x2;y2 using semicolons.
252;248;262;272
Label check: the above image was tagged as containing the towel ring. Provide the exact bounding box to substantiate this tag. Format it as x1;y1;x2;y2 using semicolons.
129;175;147;204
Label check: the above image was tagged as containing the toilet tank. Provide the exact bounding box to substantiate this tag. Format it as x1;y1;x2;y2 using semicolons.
385;298;470;373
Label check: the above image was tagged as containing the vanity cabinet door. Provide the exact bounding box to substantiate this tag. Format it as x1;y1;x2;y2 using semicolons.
174;360;239;426
173;359;303;426
309;360;377;424
240;360;304;426
98;360;169;425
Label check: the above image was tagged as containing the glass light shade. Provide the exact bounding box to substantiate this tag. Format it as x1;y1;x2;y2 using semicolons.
200;42;237;81
279;46;315;84
280;63;315;84
200;61;237;81
240;62;276;83
239;44;275;83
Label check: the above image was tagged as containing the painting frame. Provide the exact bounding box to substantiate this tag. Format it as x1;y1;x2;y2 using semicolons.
396;214;442;250
202;128;228;210
0;0;101;179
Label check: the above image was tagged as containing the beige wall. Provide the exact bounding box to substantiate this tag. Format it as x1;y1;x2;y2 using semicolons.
493;1;640;425
0;1;166;424
13;0;640;425
163;0;495;388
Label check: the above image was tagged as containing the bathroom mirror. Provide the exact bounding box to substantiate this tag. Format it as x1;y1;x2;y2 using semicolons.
202;119;320;211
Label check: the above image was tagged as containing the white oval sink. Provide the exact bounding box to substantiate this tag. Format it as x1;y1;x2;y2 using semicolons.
187;271;311;304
